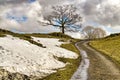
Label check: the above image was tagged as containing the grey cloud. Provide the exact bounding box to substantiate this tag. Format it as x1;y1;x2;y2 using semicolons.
39;0;73;6
39;0;61;6
0;0;27;5
96;4;120;26
0;0;120;33
82;0;100;15
78;0;120;27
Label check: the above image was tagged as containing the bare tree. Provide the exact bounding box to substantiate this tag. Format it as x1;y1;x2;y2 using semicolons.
43;5;82;34
82;26;94;39
82;26;106;39
93;27;106;38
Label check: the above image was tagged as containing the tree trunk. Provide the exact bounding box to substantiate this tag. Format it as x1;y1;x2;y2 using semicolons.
62;26;65;34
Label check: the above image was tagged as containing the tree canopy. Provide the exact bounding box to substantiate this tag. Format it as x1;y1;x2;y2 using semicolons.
82;26;106;39
43;5;82;34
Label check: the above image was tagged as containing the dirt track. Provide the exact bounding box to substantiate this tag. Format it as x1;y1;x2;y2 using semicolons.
72;41;120;80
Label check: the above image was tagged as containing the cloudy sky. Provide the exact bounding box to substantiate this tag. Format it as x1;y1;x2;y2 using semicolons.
0;0;120;34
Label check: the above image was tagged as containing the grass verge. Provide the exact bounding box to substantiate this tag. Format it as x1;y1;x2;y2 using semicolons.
89;35;120;66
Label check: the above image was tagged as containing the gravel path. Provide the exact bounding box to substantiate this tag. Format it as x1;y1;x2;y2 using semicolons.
71;41;120;80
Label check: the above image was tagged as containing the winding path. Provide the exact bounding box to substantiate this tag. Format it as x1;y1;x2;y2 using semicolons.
71;41;120;80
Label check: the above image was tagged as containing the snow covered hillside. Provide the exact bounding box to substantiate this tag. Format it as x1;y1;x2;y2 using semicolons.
0;35;78;78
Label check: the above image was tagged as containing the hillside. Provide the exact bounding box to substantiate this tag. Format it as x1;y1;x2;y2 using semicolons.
90;33;120;66
0;29;80;80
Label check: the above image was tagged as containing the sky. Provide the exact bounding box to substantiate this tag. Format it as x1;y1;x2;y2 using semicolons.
0;0;120;35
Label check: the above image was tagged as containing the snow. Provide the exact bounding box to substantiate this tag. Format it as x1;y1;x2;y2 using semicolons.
0;35;78;78
32;37;78;58
71;43;89;80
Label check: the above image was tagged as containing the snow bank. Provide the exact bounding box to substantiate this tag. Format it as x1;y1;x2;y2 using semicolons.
32;37;78;59
0;35;78;78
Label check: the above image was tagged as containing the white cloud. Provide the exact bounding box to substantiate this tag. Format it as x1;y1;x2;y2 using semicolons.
106;0;120;5
111;26;120;33
0;0;56;33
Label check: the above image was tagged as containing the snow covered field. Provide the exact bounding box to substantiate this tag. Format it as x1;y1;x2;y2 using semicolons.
0;35;78;78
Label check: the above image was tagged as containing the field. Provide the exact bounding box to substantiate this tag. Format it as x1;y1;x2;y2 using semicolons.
90;33;120;66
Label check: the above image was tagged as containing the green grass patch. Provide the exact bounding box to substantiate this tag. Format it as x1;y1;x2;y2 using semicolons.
0;34;6;37
61;43;79;54
12;34;45;48
90;34;120;66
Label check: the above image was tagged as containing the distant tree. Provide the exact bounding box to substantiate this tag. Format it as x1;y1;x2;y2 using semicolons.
82;26;94;39
42;5;82;34
93;27;106;38
82;26;106;39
